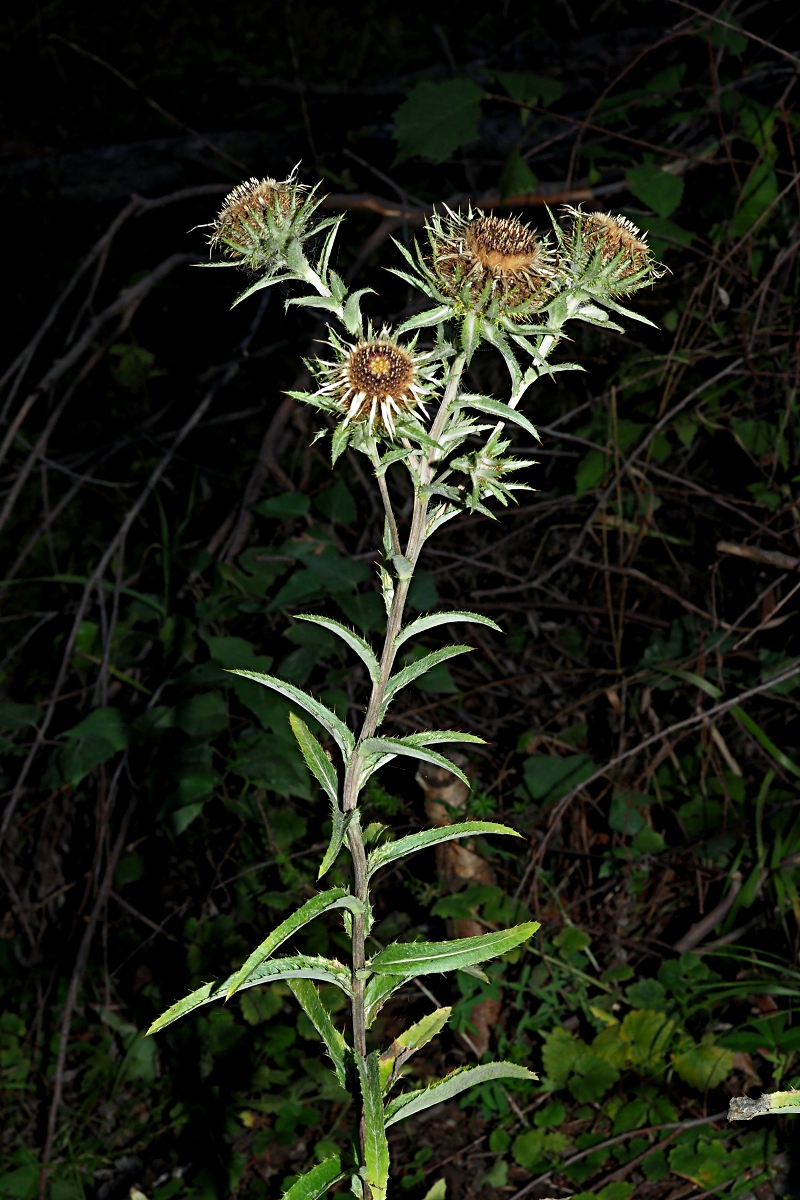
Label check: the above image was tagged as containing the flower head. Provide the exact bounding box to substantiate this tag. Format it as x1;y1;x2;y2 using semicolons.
561;207;665;294
208;172;314;273
429;208;558;317
308;327;442;440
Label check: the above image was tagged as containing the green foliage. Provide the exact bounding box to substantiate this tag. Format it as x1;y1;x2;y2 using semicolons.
393;80;486;163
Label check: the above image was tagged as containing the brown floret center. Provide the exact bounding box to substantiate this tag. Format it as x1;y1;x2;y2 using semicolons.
349;344;414;394
466;216;541;274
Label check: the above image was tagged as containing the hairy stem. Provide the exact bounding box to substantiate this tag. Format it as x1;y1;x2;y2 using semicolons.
343;351;467;1176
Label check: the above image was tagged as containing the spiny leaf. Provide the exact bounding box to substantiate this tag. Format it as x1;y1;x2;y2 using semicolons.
368;923;539;978
457;395;541;441
281;1156;343;1200
318;804;353;880
367;821;520;878
225;890;362;999
289;980;349;1087
295;614;381;684
226;669;354;759
395;611;501;648
290;713;338;804
383;645;473;707
360;736;471;786
357;1052;390;1200
147;955;352;1035
384;1062;537;1127
379;1007;452;1092
364;974;405;1026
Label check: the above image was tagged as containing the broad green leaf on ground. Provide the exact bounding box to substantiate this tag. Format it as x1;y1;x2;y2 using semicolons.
282;1156;343;1200
294;614;380;683
290;713;338;804
619;1008;675;1071
226;669;354;758
147;955;352;1035
359;736;471;787
60;707;130;786
523;754;595;803
395;610;501;647
288;980;349;1087
393;79;485;163
379;1007;452;1091
384;1062;537;1126
732;161;778;238
368;923;539;977
225;889;362;998
357;1052;390;1200
672;1035;734;1090
0;703;40;728
626;162;684;217
367;821;521;878
493;70;563;108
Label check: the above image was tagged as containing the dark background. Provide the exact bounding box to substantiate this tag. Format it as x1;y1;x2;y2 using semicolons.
2;3;800;1200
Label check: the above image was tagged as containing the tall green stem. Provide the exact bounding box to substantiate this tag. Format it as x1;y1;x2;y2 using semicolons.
343;353;467;1180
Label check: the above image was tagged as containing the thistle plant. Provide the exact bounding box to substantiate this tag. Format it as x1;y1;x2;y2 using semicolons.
147;173;664;1199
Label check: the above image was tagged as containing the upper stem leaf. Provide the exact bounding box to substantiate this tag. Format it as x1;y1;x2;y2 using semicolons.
225;668;355;759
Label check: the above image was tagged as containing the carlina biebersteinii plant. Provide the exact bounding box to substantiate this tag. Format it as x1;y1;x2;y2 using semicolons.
147;172;664;1200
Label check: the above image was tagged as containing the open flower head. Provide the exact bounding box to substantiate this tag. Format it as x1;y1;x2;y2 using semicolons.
308;327;442;441
209;172;314;271
561;207;665;293
428;208;559;318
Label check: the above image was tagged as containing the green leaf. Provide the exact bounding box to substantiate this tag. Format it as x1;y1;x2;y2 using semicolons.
384;1062;537;1127
317;804;352;880
457;395;540;441
360;736;471;787
393;79;485;163
314;480;358;525
395;610;501;648
499;151;539;199
368;923;539;978
281;1156;343;1200
733;705;800;780
174;692;228;737
364;974;406;1026
541;1027;581;1088
732;161;778;238
290;713;339;804
626;163;684;218
147;955;352;1035
254;492;310;519
295;615;380;684
225;889;362;999
60;707;130;786
288;980;349;1087
367;821;521;878
383;645;472;708
379;1007;452;1091
226;669;354;760
672;1036;734;1091
0;703;40;729
493;70;563;108
575;448;607;497
357;1052;390;1200
523;754;595;803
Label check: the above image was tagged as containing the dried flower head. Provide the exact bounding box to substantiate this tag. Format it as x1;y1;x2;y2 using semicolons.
209;174;311;271
310;329;441;439
430;209;558;314
562;207;665;292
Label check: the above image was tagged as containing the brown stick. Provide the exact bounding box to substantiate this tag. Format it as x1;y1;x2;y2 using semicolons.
717;540;800;572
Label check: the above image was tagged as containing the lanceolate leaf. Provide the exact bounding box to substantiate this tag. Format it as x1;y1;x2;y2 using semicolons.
318;804;353;880
226;669;354;759
225;889;363;999
364;975;405;1026
395;611;501;648
457;395;541;441
357;1052;390;1200
290;713;338;804
367;821;521;879
282;1156;343;1200
379;1007;452;1091
384;1062;537;1127
295;615;381;684
383;646;473;707
360;737;471;786
368;923;539;978
147;955;352;1035
289;980;349;1087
